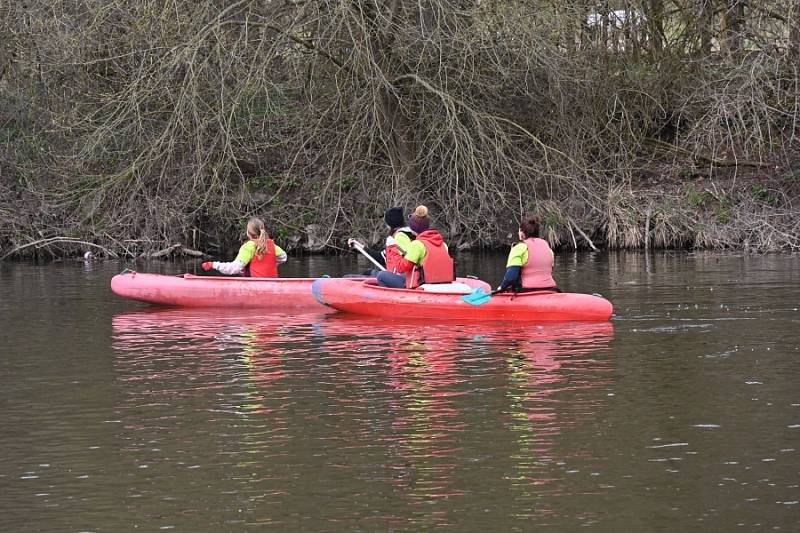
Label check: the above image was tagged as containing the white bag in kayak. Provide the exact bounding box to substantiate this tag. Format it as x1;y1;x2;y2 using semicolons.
419;282;474;294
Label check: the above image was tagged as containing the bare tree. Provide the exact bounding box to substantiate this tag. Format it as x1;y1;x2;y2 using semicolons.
2;0;800;256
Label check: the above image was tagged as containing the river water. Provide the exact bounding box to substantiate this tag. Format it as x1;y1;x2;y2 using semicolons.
1;252;798;531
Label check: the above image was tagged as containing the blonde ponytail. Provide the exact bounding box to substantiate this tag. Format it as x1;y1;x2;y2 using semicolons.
255;228;268;257
246;218;270;258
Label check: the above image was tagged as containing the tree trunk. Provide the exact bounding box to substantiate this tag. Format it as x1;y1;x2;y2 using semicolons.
646;0;665;54
698;0;715;56
377;90;417;184
719;1;745;62
372;0;417;184
791;1;800;63
574;0;590;51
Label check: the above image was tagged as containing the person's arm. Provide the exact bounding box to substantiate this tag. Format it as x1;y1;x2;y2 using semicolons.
392;232;412;255
212;242;254;275
498;266;521;291
396;241;424;273
274;244;288;264
348;238;387;267
364;247;386;266
497;243;527;291
211;260;244;275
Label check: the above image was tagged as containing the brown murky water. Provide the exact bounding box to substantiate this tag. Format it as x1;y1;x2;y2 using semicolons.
1;252;798;531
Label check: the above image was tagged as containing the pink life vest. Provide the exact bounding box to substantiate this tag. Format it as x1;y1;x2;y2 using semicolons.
520;237;557;289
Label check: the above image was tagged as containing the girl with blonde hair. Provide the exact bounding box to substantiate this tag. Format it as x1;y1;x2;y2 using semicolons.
202;218;287;277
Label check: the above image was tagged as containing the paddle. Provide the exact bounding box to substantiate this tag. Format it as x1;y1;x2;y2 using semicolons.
463;286;568;305
461;287;502;306
348;239;386;272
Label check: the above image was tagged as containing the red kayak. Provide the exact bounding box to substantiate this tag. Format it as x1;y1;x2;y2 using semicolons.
111;272;332;309
110;271;491;309
311;278;613;321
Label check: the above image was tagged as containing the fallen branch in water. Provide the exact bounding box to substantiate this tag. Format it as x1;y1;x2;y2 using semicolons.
0;237;119;261
140;243;207;259
568;219;598;251
181;247;206;257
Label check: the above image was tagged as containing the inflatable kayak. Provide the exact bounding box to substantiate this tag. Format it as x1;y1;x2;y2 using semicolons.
110;271;491;309
311;278;613;321
111;272;332;309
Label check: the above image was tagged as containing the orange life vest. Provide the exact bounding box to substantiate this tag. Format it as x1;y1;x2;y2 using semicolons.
247;239;278;278
385;244;404;273
385;230;414;273
404;231;455;288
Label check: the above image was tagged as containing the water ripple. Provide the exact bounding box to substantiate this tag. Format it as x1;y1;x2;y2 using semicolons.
105;309;616;528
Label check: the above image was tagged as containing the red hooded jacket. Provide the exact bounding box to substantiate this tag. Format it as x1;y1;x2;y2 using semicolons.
396;230;454;288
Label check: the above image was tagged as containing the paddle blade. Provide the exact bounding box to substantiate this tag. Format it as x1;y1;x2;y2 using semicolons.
461;288;492;306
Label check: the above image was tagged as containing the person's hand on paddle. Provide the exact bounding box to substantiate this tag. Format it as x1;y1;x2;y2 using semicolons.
201;261;214;271
347;238;356;248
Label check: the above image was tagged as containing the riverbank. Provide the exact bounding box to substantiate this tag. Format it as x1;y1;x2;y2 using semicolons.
1;164;798;262
3;1;800;260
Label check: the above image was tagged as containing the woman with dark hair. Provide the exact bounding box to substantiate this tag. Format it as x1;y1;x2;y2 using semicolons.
497;215;559;293
380;206;415;272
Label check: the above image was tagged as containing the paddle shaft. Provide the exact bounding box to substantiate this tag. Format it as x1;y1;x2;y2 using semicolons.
351;241;386;271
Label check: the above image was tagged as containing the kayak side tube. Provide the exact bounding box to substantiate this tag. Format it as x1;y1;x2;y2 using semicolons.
311;278;613;322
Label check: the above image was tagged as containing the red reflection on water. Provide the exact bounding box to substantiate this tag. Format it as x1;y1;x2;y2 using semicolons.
112;309;615;525
315;315;615;521
112;308;328;412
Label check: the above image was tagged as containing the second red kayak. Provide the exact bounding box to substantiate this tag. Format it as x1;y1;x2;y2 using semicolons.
311;278;613;321
111;272;331;309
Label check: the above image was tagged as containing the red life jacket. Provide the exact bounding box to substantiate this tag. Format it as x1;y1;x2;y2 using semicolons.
405;230;454;288
247;239;278;278
520;237;556;289
385;229;414;273
385;244;404;273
